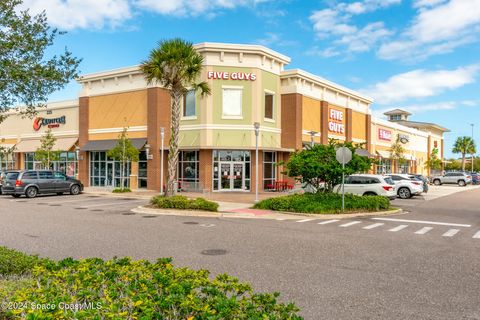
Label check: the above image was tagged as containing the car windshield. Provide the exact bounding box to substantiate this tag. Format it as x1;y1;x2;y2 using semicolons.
6;172;19;180
384;177;395;185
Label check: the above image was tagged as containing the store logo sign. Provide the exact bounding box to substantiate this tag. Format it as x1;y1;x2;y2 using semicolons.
328;109;344;134
378;129;392;141
33;116;66;131
399;134;409;144
207;71;257;81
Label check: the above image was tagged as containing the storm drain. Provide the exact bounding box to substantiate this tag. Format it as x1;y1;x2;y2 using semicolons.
122;212;136;215
49;204;61;206
142;215;157;218
17;200;27;203
24;234;39;238
37;203;48;205
183;222;199;225
201;249;227;256
121;198;135;201
91;209;104;212
75;207;87;210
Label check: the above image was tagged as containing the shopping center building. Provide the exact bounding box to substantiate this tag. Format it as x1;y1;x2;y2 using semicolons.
0;42;449;192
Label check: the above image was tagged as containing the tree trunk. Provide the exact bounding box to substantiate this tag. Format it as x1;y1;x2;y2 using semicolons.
165;89;182;197
461;154;466;172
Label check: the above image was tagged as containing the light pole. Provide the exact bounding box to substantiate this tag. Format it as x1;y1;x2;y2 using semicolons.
254;122;260;203
160;127;165;195
309;130;317;147
471;123;475;173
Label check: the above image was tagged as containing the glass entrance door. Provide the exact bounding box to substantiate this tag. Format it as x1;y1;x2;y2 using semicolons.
219;162;245;191
105;162;114;187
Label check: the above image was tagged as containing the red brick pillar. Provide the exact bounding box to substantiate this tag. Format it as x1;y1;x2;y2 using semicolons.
321;101;329;145
78;97;89;186
346;108;353;142
199;150;212;191
251;150;264;193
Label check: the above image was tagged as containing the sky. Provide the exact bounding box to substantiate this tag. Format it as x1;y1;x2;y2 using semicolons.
21;0;480;158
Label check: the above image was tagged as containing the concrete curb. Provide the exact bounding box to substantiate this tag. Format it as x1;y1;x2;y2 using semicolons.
131;205;403;220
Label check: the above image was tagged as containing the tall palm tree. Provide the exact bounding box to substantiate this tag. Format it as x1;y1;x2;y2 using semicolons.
141;39;210;196
452;136;476;171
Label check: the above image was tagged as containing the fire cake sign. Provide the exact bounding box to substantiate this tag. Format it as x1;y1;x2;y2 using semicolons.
33;116;66;131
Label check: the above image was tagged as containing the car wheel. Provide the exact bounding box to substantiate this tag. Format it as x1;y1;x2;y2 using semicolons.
12;194;21;198
70;184;80;195
363;192;377;196
458;180;466;187
433;179;441;186
25;187;38;198
398;187;411;199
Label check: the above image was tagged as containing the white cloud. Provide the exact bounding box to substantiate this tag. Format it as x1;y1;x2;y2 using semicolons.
379;0;480;61
255;32;296;47
362;65;480;104
372;100;477;118
133;0;269;16
306;46;341;58
21;0;132;30
309;0;399;56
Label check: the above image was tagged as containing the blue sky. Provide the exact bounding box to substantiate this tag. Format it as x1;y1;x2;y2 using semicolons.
23;0;480;158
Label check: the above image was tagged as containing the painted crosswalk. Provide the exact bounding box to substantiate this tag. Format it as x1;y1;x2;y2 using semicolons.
318;219;339;225
389;225;408;232
363;223;384;230
415;227;433;235
442;229;459;237
473;231;480;239
340;221;362;227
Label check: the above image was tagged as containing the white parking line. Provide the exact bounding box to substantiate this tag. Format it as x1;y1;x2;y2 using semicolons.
372;218;471;228
442;229;459;237
276;218;286;221
296;219;315;223
389;225;408;232
363;223;384;230
339;221;361;227
415;227;433;235
318;219;339;225
473;231;480;239
78;200;145;208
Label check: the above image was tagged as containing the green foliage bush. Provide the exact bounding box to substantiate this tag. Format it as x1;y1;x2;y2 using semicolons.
112;187;132;193
0;246;46;276
151;195;219;212
1;256;302;319
253;193;390;214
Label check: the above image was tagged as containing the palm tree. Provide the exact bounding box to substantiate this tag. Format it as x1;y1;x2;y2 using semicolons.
141;39;210;196
452;136;476;171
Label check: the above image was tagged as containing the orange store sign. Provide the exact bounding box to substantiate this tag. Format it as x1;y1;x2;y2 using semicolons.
328;109;344;134
207;71;257;81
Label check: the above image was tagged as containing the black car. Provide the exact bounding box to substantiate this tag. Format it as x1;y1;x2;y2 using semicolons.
2;170;83;198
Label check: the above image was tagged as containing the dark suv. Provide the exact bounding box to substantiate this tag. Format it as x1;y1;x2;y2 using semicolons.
2;170;83;198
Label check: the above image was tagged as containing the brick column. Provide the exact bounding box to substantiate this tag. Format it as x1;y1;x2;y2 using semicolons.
346;108;353;142
427;137;431;176
129;161;138;190
321;101;329;145
199;149;212;191
366;114;372;152
281;93;303;150
78;96;89;186
251;150;264;193
146;88;171;191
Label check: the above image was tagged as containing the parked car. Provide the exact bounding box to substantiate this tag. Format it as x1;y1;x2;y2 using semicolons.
333;174;397;200
385;174;424;199
2;170;83;198
470;173;479;185
431;172;472;186
0;171;5;195
408;173;429;193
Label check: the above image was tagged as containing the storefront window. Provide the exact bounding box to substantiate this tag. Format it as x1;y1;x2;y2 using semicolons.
263;151;276;189
183;90;196;117
376;159;392;174
138;151;148;188
89;151;131;188
0;152;15;170
177;150;199;191
212;150;250;191
398;161;410;174
24;152;77;176
222;88;242;117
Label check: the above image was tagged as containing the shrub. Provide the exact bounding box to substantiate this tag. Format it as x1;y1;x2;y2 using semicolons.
151;195;219;212
0;246;47;276
1;256;302;319
112;187;132;193
253;193;390;214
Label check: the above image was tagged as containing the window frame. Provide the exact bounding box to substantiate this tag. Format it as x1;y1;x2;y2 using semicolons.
221;86;243;119
263;89;275;122
182;89;197;120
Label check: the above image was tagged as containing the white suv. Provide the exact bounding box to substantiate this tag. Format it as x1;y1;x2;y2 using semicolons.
386;174;424;199
333;174;397;200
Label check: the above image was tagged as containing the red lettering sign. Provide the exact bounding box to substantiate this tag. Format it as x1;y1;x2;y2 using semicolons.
379;129;392;141
328;109;344;134
207;71;257;81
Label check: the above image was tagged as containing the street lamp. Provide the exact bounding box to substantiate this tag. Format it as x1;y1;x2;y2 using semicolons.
471;123;475;173
160;127;165;195
254;122;260;203
309;130;317;147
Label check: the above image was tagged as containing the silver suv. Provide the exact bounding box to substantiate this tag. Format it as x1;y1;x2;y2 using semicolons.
431;172;472;186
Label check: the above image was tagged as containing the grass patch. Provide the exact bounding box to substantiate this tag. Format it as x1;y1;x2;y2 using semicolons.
0;246;48;276
151;195;219;212
253;192;390;214
112;187;132;193
0;249;301;319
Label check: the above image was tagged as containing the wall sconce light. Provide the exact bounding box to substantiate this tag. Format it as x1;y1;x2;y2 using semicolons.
145;143;153;160
75;145;83;161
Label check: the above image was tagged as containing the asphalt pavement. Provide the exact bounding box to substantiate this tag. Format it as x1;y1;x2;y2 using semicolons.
0;189;479;319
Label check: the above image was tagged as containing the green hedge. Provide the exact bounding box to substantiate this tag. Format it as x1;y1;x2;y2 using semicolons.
1;256;302;319
112;187;132;193
253;193;390;214
0;246;46;276
151;195;219;212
